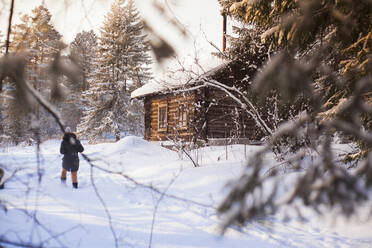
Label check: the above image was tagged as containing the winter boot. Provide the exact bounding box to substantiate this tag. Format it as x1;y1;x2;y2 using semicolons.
72;182;78;189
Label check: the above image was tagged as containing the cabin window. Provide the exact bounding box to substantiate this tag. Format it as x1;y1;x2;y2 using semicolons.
158;105;167;130
177;104;188;128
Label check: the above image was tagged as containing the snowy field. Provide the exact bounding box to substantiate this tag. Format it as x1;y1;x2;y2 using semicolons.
0;136;371;248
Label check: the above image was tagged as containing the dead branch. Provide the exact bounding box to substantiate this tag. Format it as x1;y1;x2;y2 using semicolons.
0;167;21;189
0;201;68;247
81;153;213;209
148;169;181;248
0;237;45;248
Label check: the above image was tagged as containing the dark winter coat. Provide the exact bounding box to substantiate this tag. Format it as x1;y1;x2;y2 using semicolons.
60;132;84;172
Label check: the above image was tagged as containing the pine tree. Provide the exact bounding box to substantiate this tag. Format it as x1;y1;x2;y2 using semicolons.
99;0;152;89
217;0;372;229
217;24;310;149
219;0;371;155
122;0;152;89
77;0;151;141
4;5;63;141
59;30;99;130
70;30;98;92
11;5;62;88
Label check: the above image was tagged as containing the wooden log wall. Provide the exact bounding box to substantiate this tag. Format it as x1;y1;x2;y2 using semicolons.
144;86;266;142
195;86;266;141
144;92;196;141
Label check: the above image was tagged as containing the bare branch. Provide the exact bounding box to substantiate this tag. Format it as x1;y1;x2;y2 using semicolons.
90;165;119;248
81;153;213;209
148;169;181;248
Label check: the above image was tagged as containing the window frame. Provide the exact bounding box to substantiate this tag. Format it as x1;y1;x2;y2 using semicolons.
158;104;168;131
177;104;189;129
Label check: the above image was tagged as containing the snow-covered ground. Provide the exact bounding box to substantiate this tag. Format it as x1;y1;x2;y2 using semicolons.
0;136;371;248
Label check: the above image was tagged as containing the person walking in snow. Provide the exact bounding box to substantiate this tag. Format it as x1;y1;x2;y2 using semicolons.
60;127;84;189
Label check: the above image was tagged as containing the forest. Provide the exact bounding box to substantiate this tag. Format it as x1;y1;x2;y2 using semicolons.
1;0;151;144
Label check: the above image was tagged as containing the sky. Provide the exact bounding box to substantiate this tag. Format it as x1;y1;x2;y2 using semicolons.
0;0;229;77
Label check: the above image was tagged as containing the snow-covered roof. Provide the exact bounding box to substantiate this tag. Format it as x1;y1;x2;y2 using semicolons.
130;80;179;99
131;62;230;99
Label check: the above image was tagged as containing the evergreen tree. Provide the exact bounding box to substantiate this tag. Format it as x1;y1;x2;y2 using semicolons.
219;0;371;155
70;30;98;92
217;24;310;150
217;0;372;229
59;30;99;130
99;0;152;89
77;0;151;141
4;5;63;141
11;5;62;88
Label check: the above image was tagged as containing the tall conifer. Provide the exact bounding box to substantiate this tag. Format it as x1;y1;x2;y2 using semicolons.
4;5;63;141
77;0;151;141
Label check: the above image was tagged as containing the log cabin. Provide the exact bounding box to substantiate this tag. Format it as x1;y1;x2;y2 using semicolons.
131;60;270;145
131;12;309;145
